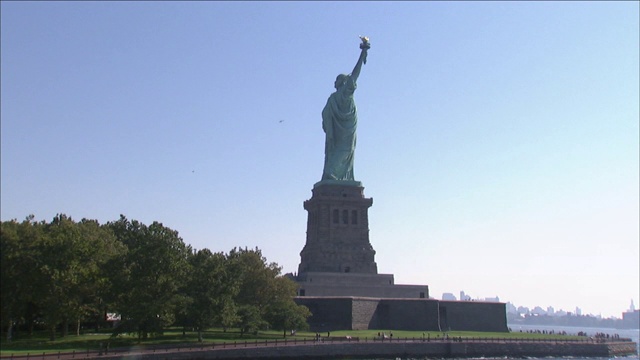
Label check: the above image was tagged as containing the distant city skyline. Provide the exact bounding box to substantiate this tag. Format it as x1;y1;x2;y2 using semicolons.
440;291;638;319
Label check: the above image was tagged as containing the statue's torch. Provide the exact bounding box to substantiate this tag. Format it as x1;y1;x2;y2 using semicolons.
359;36;370;64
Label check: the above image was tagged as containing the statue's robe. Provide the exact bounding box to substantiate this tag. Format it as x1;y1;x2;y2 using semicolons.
321;76;358;181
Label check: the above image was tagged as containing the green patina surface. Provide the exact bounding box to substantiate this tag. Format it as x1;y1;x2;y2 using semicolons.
321;38;369;183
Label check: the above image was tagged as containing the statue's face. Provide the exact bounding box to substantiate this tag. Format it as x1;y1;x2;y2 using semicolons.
334;74;348;89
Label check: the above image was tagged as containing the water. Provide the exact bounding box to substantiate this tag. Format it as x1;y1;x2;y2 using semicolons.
363;325;639;360
509;323;640;344
490;324;638;360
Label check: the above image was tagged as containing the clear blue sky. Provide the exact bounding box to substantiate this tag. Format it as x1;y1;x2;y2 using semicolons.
2;1;638;318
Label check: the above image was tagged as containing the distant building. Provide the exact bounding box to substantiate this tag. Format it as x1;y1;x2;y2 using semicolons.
484;296;500;303
460;291;471;301
442;292;457;301
506;302;517;314
531;306;546;316
575;307;582;316
621;309;639;329
547;306;555;315
517;306;530;316
629;299;636;312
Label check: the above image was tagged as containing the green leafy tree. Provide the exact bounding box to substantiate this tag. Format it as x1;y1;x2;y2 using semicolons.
228;247;280;311
0;217;44;341
228;247;310;336
265;299;311;338
74;218;126;335
108;216;191;340
34;215;123;340
13;216;47;337
236;305;267;336
182;249;239;341
227;247;278;335
264;277;311;337
36;214;82;340
1;219;21;341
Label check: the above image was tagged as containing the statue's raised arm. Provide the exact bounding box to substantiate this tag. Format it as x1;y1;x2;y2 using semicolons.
351;36;370;82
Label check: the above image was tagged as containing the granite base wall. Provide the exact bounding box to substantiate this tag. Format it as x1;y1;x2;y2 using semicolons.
374;299;441;331
294;297;508;332
295;297;353;331
351;297;379;330
439;300;508;332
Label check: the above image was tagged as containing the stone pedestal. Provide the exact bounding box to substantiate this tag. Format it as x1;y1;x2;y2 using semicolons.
298;183;377;275
292;182;507;333
296;272;428;298
295;182;429;299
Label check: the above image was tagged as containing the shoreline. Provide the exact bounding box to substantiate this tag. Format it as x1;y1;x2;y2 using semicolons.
2;338;636;359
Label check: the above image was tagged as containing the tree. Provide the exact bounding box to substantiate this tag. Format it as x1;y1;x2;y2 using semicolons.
1;219;20;341
228;247;281;313
0;217;43;341
73;218;126;335
182;249;239;341
2;214;312;342
265;299;311;338
10;216;46;337
34;215;123;340
227;247;279;335
228;247;310;336
236;305;267;336
264;277;311;338
108;216;191;340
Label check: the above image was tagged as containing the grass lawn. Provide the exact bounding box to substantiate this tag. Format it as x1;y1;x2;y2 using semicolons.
0;327;584;356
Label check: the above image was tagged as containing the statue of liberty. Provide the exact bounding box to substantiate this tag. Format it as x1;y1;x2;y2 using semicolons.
320;37;370;185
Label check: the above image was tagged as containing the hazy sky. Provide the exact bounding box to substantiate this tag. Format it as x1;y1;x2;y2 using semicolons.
2;1;638;319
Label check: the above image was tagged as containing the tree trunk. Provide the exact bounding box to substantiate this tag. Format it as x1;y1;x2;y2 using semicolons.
49;325;56;341
76;318;81;336
26;307;35;336
6;320;13;342
198;329;203;342
62;318;68;337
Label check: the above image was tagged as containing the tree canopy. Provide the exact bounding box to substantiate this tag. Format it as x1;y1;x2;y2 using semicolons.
0;214;310;342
